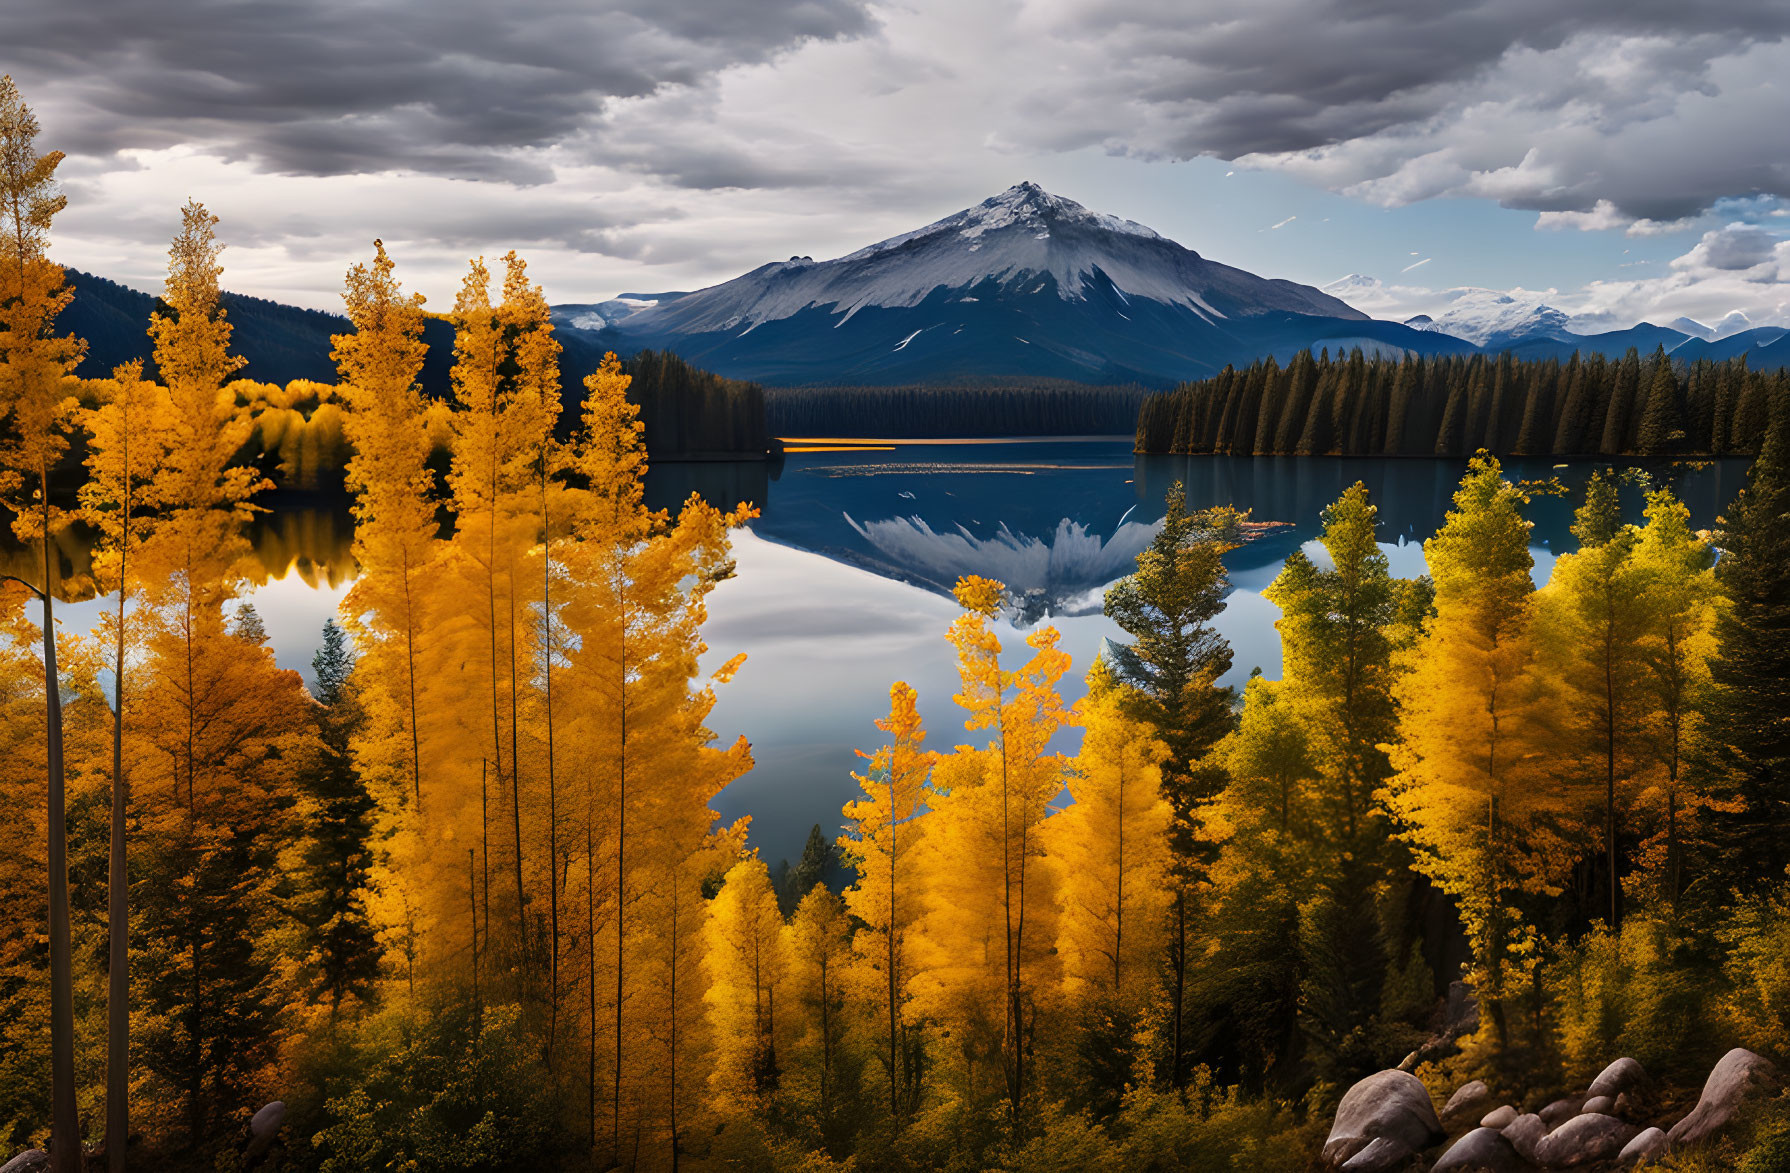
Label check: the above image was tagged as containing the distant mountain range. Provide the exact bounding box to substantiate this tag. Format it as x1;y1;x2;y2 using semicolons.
55;184;1790;395
1324;275;1790;371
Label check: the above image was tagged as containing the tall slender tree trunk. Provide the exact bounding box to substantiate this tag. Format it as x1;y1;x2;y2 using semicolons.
613;607;628;1165
1114;758;1125;994
587;824;598;1152
668;867;681;1173
507;575;525;951
41;484;78;1173
402;546;422;812
543;479;561;1068
107;473;131;1173
470;848;481;1022
1604;631;1619;929
1171;891;1186;1089
887;773;900;1123
481;760;490;950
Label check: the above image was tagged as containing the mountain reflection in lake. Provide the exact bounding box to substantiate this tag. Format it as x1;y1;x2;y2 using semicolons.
20;440;1751;872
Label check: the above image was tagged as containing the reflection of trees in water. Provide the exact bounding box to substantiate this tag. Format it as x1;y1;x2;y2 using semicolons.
643;459;772;518
1135;453;1753;552
1;497;357;601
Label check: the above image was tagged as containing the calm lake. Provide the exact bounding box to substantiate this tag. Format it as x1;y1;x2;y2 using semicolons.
52;439;1753;871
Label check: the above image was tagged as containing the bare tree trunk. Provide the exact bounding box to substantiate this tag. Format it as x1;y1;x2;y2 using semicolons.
40;486;78;1173
107;483;130;1173
542;475;561;1068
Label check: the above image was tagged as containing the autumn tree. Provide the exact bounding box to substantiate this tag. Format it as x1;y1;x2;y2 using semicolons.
1627;489;1721;906
0;74;87;1173
79;358;176;1168
1050;662;1171;1011
441;252;561;961
912;575;1070;1127
1385;456;1562;1040
785;883;853;1134
839;681;932;1123
1047;662;1171;1110
332;239;435;818
705;855;788;1112
1533;470;1654;927
555;349;756;1169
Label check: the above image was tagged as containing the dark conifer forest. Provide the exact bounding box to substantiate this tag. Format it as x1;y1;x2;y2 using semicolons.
1137;347;1785;457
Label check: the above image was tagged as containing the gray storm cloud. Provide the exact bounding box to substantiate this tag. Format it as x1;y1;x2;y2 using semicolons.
0;0;875;179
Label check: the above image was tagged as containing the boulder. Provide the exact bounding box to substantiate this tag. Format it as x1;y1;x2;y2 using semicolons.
1587;1057;1647;1100
1432;1127;1532;1172
1340;1136;1415;1172
1323;1069;1445;1168
1538;1096;1584;1126
1580;1095;1614;1116
0;1153;48;1173
1668;1047;1780;1148
1532;1113;1639;1167
250;1100;286;1140
1617;1127;1668;1167
245;1100;287;1164
1613;1091;1639;1121
1445;1080;1494;1121
1480;1105;1519;1130
1502;1114;1547;1163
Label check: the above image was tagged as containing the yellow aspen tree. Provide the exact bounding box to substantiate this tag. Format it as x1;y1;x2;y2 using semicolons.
784;883;852;1125
79;360;175;1169
332;239;433;813
1049;661;1172;1012
557;350;755;1169
1384;456;1562;1039
839;680;932;1122
704;855;788;1113
440;251;560;961
912;575;1070;1124
1628;487;1723;905
0;73;86;1173
329;240;458;1014
1533;470;1654;927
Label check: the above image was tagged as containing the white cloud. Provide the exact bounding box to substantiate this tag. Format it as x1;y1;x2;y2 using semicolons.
1333;227;1790;336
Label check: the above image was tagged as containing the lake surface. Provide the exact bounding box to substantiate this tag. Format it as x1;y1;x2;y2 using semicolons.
48;440;1753;871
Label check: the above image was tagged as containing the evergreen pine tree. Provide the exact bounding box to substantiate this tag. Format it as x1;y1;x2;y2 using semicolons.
1635;348;1682;455
297;619;381;1017
1699;411;1790;887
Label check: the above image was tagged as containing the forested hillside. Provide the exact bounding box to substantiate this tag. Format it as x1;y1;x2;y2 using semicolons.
60;271;772;462
1137;346;1786;457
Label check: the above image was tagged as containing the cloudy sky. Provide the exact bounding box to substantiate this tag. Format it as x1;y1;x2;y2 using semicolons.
6;0;1790;330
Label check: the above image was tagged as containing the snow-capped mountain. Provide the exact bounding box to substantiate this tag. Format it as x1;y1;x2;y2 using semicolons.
1387;286;1575;349
556;183;1469;386
1667;316;1716;342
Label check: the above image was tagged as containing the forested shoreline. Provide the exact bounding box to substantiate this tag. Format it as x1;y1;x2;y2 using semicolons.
1137;347;1787;457
17;74;1790;1173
